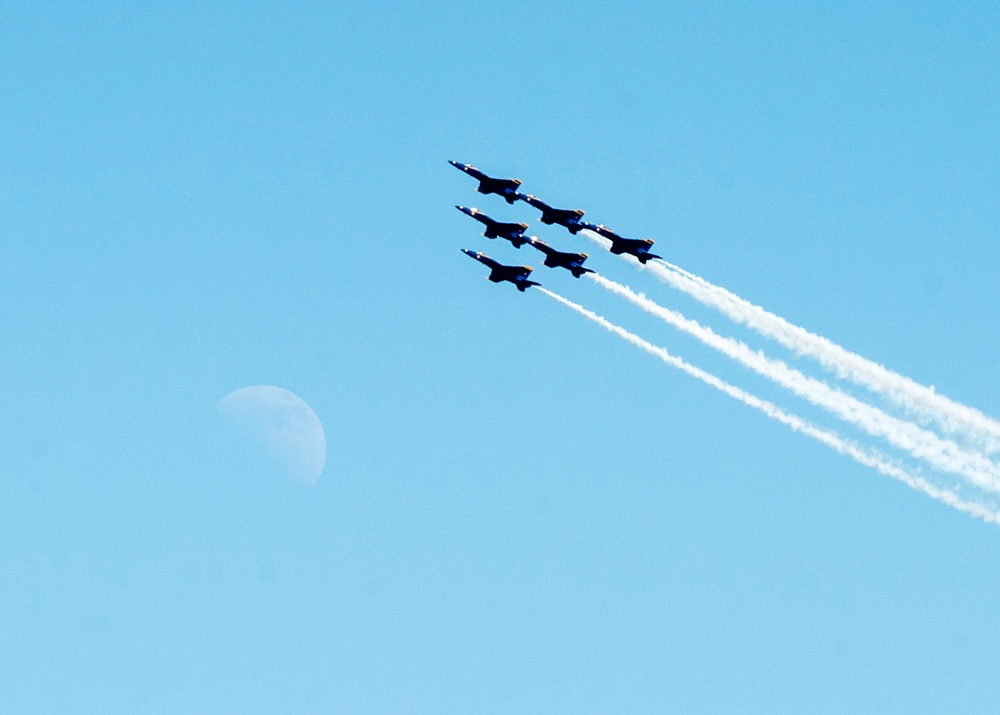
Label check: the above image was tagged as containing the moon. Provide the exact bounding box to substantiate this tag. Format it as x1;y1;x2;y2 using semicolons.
217;385;327;486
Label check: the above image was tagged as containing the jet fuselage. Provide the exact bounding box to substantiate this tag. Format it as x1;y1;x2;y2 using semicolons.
450;161;522;204
461;249;540;291
456;206;529;248
587;224;661;264
525;237;593;278
520;194;587;234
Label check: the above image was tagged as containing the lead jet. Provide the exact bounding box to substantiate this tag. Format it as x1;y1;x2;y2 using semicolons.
449;161;522;204
525;237;594;278
586;224;661;264
462;249;540;292
519;194;587;234
456;206;529;248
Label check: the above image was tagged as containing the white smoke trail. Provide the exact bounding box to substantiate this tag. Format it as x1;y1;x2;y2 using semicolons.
587;273;1000;493
538;287;1000;525
582;228;1000;454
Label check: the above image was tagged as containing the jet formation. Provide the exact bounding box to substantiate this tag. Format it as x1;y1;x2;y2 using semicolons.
452;161;662;289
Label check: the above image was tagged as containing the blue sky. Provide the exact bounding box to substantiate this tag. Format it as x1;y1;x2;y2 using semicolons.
2;1;999;711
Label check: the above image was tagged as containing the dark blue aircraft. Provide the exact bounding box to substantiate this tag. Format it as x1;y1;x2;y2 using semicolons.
585;223;662;264
519;194;587;234
462;249;540;292
456;206;529;248
525;237;594;278
449;161;522;204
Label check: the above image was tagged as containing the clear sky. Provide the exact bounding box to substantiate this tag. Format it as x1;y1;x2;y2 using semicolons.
2;1;999;711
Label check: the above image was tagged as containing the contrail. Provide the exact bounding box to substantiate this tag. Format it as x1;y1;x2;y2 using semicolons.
656;251;1000;452
580;229;1000;454
538;287;1000;525
587;272;1000;493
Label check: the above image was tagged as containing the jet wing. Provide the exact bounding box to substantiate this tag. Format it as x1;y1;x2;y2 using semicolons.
492;178;522;193
498;221;529;236
487;265;532;282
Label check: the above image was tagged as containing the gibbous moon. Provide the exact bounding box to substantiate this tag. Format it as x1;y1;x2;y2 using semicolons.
217;385;326;486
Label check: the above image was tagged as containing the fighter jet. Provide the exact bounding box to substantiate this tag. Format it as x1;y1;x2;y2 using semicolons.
462;249;540;292
449;161;522;204
525;237;594;278
586;224;661;263
456;206;529;248
519;194;587;234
